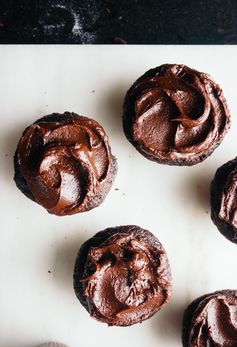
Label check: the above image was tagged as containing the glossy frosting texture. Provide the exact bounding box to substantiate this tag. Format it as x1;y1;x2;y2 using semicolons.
123;64;230;165
75;225;172;326
15;113;117;216
211;157;237;243
183;291;237;347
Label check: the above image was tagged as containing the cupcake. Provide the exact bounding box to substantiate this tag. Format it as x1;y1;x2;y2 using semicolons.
73;225;172;326
182;290;237;346
38;343;69;347
123;64;230;166
211;157;237;244
14;112;117;216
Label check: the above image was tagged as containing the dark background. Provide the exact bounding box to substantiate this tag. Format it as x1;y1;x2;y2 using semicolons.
0;0;236;44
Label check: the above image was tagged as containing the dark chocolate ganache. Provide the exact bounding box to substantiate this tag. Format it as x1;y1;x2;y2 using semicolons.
123;64;230;165
211;157;237;243
74;225;172;326
182;290;237;347
14;112;117;216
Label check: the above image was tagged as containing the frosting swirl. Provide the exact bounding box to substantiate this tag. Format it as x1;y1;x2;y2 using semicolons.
123;64;230;165
183;290;237;347
74;225;172;326
14;113;117;216
211;157;237;243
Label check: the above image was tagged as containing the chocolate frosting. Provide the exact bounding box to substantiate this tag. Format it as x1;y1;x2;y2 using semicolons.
123;64;230;165
14;112;117;216
74;225;172;326
211;157;237;243
182;290;237;347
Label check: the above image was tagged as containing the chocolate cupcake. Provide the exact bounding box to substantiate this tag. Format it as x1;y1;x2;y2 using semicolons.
211;157;237;244
123;64;230;166
14;112;117;216
182;290;237;347
73;225;172;326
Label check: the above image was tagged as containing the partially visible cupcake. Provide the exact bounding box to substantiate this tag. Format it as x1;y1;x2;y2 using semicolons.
211;157;237;243
182;290;237;346
14;112;117;216
123;64;230;166
74;225;172;326
38;343;69;347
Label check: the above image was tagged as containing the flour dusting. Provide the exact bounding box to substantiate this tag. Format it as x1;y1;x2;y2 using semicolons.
71;9;96;43
40;1;99;43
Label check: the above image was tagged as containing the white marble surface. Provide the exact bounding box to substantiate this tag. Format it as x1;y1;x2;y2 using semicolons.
0;45;237;347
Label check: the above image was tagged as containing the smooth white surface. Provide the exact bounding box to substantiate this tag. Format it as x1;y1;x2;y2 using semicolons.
0;45;237;347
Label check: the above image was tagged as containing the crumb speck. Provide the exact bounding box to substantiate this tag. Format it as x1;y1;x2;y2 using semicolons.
115;188;119;191
91;90;96;93
48;270;51;274
122;193;125;196
217;27;225;34
206;211;209;214
5;153;8;157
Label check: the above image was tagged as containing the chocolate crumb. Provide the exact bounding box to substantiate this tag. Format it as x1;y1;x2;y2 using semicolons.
114;37;127;44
